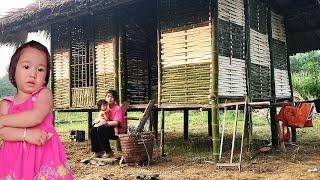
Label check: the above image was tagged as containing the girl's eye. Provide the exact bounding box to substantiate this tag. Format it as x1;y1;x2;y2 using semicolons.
38;68;44;72
23;65;29;69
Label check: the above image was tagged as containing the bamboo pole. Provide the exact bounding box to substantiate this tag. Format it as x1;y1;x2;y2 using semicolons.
91;42;96;104
118;12;124;104
114;8;119;96
157;0;162;107
267;2;280;150
68;30;72;108
244;0;253;153
210;0;219;163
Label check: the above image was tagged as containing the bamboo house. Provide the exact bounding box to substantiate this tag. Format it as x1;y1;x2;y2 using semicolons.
1;0;319;162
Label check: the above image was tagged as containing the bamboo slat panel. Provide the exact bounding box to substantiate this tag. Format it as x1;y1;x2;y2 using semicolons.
274;69;291;98
53;48;70;109
95;40;115;101
161;24;212;68
159;0;210;31
249;0;267;34
271;39;287;70
250;29;270;67
71;87;95;107
218;20;245;59
159;0;212;105
218;0;245;26
271;11;286;43
250;63;271;100
120;2;157;104
218;56;246;97
161;62;211;104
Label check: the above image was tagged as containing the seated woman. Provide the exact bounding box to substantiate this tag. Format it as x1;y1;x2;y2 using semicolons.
90;90;126;158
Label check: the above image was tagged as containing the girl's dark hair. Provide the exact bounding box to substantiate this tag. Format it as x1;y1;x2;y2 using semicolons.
97;99;108;109
8;40;51;87
106;90;118;103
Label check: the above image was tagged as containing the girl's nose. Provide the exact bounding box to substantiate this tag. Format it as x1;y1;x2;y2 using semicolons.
29;68;37;78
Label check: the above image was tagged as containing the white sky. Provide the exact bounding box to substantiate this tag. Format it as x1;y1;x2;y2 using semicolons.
0;0;50;78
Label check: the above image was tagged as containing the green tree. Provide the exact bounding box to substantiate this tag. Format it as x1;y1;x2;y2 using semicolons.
290;51;320;99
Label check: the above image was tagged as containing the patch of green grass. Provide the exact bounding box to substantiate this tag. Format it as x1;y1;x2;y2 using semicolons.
54;110;319;157
55;122;87;133
55;112;87;123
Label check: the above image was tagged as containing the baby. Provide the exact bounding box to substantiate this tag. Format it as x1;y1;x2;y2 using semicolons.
93;99;118;135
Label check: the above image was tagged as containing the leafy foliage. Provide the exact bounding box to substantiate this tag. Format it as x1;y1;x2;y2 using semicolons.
0;74;15;98
290;51;320;99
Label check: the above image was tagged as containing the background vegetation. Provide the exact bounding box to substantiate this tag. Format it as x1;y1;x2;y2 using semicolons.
290;50;320;99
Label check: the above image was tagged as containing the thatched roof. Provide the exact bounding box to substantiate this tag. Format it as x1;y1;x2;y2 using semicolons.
0;0;135;46
0;0;319;53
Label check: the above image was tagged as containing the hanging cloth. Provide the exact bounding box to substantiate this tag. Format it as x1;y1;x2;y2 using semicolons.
277;103;314;128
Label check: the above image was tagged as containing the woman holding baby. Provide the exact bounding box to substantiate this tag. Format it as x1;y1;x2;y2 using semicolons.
90;90;126;158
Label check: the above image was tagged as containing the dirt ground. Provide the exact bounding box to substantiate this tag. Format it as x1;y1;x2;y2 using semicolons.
61;131;320;180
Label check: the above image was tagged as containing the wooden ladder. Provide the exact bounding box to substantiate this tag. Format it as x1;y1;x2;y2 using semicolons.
216;99;247;171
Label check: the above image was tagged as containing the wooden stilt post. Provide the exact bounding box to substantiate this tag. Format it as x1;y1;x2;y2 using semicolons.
208;109;212;137
88;111;92;140
270;105;279;150
152;109;159;140
149;109;153;132
291;128;296;143
183;110;189;140
160;109;165;156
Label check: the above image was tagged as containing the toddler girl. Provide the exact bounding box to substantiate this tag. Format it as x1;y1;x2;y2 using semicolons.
0;40;74;179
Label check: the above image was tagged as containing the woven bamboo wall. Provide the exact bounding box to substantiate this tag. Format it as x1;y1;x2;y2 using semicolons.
121;1;157;104
69;18;95;108
271;11;291;98
249;0;271;100
52;22;71;109
159;0;212;104
218;0;246;98
122;22;150;104
53;48;70;108
71;87;95;107
95;12;116;101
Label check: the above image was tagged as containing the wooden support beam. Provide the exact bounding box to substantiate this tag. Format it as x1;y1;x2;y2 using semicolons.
152;109;159;140
88;111;92;140
149;111;153;131
270;105;279;150
291;128;296;143
208;109;212;137
160;109;165;156
183;110;189;140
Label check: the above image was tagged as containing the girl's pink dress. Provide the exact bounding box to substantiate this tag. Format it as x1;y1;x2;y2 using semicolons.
0;87;73;179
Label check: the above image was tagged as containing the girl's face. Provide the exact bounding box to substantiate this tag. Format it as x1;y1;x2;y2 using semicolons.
105;93;115;105
101;104;108;111
15;47;48;94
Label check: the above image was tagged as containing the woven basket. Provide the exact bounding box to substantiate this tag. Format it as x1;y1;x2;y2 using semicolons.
119;132;154;163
